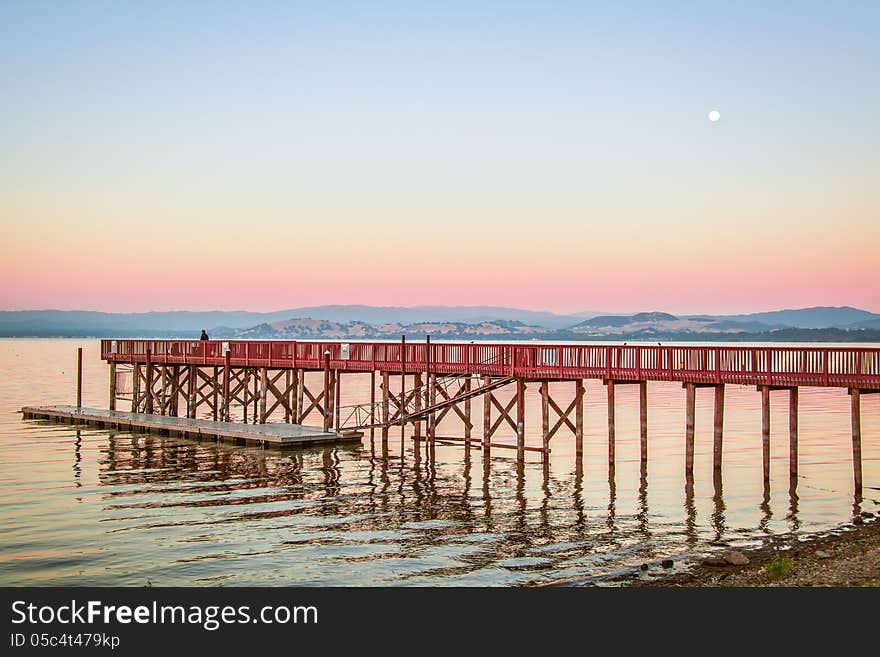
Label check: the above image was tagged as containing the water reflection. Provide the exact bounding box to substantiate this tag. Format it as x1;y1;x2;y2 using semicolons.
710;472;726;541
684;474;697;546
3;420;876;586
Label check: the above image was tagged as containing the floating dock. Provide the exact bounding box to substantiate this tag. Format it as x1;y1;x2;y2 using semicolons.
21;405;362;448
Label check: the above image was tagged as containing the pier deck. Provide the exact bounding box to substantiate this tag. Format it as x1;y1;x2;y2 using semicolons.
21;405;361;448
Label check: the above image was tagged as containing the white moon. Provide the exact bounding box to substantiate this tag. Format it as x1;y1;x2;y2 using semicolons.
708;110;721;122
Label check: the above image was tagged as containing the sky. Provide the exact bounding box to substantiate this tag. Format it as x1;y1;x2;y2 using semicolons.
1;1;878;315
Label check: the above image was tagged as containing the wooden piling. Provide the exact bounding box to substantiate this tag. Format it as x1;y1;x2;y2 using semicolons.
131;363;140;413
296;369;305;423
76;347;83;409
516;379;525;461
761;385;770;482
259;366;268;424
109;361;116;411
541;381;550;454
713;384;724;471
170;365;180;417
789;387;798;478
428;372;437;441
606;380;615;469
212;366;218;421
685;382;696;474
242;369;248;422
145;350;154;414
482;375;491;454
323;352;330;432
851;388;862;493
222;353;231;421
160;365;167;415
639;380;647;463
575;379;584;457
284;371;291;422
333;370;340;430
413;373;422;439
381;370;390;444
369;370;375;430
463;377;472;443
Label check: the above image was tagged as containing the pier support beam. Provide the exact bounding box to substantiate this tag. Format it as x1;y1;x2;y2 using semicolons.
576;380;584;457
463;377;472;444
212;366;218;421
851;388;862;494
541;382;550;455
259;367;268;423
296;369;305;423
131;364;141;413
789;388;798;478
145;352;154;414
713;384;725;471
413;374;422;439
76;347;83;409
381;371;390;445
538;380;581;460
639;381;647;463
760;385;771;482
685;382;696;475
482;375;491;455
333;371;339;430
187;365;195;418
428;373;437;441
606;381;615;470
109;362;116;411
516;379;526;461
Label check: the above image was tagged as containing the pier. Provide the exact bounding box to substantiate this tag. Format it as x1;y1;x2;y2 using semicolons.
90;339;879;489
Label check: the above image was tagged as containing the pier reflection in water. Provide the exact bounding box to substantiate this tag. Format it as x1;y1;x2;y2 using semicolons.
1;339;878;586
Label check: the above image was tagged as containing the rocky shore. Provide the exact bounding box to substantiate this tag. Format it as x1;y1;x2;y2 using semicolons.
629;512;880;587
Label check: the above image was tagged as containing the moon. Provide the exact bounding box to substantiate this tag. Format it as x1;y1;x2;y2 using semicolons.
708;110;721;122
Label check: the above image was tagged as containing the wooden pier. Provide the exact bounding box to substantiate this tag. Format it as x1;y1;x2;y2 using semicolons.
25;338;879;494
21;405;361;448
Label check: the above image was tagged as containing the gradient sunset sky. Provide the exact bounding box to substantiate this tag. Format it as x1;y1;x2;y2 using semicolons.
2;2;878;314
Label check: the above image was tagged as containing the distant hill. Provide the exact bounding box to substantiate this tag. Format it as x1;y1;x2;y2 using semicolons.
568;311;772;337
1;305;878;339
0;305;592;336
225;318;550;340
687;306;880;329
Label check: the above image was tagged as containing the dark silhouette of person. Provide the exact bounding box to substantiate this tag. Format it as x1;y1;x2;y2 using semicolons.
200;329;209;341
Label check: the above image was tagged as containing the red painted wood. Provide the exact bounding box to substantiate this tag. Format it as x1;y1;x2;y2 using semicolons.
99;340;880;389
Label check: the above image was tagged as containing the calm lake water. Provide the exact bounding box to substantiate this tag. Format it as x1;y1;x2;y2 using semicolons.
1;339;877;586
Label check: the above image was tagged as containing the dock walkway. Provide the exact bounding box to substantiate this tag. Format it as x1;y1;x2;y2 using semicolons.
21;405;361;448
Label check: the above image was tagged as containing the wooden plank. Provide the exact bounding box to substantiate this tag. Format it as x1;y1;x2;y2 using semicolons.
20;405;356;448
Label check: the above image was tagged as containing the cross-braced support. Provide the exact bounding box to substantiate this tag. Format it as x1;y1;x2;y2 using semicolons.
539;380;584;460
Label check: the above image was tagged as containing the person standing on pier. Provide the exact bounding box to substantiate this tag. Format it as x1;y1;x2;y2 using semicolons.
200;329;209;341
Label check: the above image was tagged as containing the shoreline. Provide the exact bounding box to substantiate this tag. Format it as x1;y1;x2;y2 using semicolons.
620;512;880;587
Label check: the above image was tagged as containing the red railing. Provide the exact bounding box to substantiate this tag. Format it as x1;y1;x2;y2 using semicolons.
100;339;880;389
